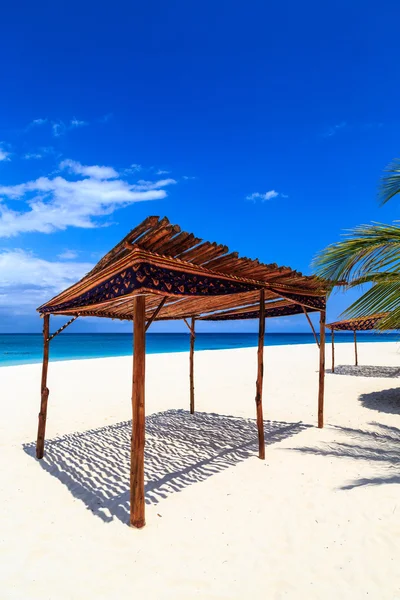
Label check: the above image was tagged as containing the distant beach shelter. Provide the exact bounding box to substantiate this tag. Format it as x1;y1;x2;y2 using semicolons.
326;314;388;372
36;216;329;529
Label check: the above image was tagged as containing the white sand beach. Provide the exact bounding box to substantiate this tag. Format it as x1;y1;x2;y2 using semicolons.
1;341;399;599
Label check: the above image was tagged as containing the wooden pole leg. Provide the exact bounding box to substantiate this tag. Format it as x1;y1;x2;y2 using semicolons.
190;317;195;414
318;310;326;428
36;314;50;459
255;289;266;459
354;330;358;366
331;328;335;373
130;296;146;529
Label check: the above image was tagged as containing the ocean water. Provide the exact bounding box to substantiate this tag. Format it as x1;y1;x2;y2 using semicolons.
0;332;398;367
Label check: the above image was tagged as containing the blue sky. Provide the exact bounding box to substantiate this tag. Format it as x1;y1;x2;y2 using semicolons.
0;0;399;333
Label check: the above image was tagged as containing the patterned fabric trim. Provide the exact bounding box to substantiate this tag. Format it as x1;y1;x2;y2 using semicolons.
40;261;261;313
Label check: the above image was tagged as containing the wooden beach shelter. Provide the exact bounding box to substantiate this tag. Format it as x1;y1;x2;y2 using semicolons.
36;216;328;528
326;314;388;372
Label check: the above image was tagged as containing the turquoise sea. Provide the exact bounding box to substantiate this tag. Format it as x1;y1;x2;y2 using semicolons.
0;332;398;367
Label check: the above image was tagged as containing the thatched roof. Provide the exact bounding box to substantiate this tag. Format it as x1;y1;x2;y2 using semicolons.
38;216;328;321
326;313;388;331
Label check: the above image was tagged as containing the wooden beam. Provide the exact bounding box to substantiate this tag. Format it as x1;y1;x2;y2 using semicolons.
189;317;195;414
130;296;146;528
318;310;326;428
47;315;79;342
36;314;50;459
354;330;358;366
183;317;193;332
255;289;266;459
331;327;335;373
301;306;320;348
145;297;166;331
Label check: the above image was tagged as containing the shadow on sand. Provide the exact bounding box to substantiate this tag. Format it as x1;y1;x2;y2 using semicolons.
359;387;400;415
327;365;400;378
294;421;400;490
23;409;309;525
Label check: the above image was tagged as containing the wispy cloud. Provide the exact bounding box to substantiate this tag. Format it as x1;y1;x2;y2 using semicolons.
70;118;87;128
52;121;66;137
323;121;347;138
182;175;196;180
99;113;113;123
0;159;176;237
28;118;48;128
246;190;280;202
23;153;43;160
0;146;10;162
60;159;118;180
156;169;170;175
0;249;92;312
27;117;87;137
134;178;176;191
57;249;78;260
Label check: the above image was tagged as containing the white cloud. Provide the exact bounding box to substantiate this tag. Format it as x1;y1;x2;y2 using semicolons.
130;163;142;172
246;190;279;202
182;175;196;180
27;117;88;137
70;118;87;128
23;153;43;160
0;160;176;237
0;146;10;162
52;121;66;137
58;249;78;260
29;118;48;127
323;122;347;138
156;169;170;175
0;249;92;312
60;159;118;180
134;178;176;191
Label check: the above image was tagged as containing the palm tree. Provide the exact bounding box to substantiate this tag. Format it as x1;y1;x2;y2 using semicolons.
313;159;400;330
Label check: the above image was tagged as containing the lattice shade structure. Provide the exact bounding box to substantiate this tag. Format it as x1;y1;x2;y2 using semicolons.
35;216;329;530
326;313;389;372
38;215;326;321
326;314;388;332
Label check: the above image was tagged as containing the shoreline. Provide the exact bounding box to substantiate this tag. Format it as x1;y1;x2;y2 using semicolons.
0;332;398;368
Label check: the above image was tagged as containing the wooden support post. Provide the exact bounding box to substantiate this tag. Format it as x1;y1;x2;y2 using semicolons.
301;305;320;348
36;314;50;459
189;317;195;414
130;296;146;529
354;330;358;366
255;289;266;459
318;310;326;428
331;328;335;373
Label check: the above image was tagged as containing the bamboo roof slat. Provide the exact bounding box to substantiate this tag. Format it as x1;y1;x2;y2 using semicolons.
326;313;389;331
86;215;159;277
154;232;201;257
38;216;328;321
202;252;240;270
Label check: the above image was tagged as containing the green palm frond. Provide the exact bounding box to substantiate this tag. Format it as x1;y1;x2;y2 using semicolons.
346;271;400;287
312;222;400;285
379;158;400;205
377;307;400;330
342;281;400;330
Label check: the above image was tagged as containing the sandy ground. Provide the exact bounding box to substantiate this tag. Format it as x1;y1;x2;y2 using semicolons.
0;341;399;600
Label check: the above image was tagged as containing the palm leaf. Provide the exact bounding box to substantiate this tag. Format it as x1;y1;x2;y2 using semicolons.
342;281;400;330
312;222;400;285
346;271;400;287
379;158;400;205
